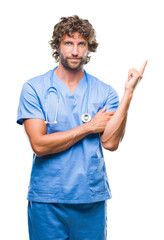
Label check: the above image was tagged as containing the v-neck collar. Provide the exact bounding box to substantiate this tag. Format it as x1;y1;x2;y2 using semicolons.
53;72;87;98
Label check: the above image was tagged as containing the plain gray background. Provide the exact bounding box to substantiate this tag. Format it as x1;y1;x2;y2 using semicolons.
0;0;164;239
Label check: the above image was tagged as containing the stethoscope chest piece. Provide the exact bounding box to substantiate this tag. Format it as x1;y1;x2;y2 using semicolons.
45;67;92;124
81;113;91;123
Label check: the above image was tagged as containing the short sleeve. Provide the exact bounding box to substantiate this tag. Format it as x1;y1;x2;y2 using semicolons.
17;82;45;125
104;86;119;112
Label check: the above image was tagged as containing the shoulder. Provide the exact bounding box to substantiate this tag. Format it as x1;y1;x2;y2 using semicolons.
87;72;116;94
20;70;51;98
23;70;51;89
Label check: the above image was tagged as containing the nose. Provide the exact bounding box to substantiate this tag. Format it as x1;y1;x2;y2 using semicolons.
71;44;79;56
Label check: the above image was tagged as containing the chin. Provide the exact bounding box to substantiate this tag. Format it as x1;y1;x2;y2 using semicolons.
65;64;83;72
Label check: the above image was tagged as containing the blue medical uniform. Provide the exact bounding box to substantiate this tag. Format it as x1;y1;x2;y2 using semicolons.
17;68;119;203
28;201;107;240
17;68;119;239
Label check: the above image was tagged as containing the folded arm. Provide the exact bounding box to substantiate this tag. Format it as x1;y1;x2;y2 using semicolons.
23;107;113;157
24;119;93;157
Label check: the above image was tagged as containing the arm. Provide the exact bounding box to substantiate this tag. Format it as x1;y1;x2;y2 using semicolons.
101;90;131;151
101;61;148;151
24;119;92;157
24;107;114;157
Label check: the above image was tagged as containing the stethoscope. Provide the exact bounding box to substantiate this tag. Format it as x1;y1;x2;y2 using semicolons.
44;67;91;124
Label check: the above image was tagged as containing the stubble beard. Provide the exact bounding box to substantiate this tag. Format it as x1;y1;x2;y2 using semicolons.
59;50;88;72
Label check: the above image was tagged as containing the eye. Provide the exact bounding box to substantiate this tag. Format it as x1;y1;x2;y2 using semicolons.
65;42;72;45
79;42;86;46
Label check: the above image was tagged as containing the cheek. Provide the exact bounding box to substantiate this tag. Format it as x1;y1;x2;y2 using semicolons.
60;48;71;56
84;50;88;57
60;49;70;59
81;49;88;58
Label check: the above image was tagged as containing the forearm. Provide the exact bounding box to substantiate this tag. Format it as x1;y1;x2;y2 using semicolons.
101;89;133;149
24;107;114;157
32;122;92;157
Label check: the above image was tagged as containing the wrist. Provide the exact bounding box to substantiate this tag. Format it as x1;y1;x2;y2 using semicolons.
124;88;134;100
84;121;94;134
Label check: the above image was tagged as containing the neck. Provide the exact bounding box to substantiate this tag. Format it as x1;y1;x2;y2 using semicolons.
54;62;84;85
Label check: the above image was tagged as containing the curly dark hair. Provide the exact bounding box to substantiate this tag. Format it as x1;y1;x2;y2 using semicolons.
49;15;98;64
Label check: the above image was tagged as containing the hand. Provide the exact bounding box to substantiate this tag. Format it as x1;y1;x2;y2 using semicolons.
125;60;148;92
88;107;114;133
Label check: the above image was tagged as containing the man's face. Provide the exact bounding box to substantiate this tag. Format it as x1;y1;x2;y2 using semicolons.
59;32;88;71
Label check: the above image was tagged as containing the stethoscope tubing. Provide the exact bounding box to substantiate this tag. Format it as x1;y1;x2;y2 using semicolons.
44;66;90;124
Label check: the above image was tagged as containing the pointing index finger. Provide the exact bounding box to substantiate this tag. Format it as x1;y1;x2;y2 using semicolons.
140;60;148;76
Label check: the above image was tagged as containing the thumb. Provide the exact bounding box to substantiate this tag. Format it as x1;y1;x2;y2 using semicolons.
99;106;106;112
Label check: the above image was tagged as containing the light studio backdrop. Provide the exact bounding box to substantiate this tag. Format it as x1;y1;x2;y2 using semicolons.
0;0;163;239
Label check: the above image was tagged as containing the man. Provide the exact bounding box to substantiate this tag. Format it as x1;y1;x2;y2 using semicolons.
17;15;147;240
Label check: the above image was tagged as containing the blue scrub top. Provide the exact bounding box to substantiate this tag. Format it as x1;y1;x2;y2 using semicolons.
17;69;119;203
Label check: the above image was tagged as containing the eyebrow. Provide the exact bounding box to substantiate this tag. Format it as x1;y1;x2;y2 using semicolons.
79;41;87;44
63;40;87;44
